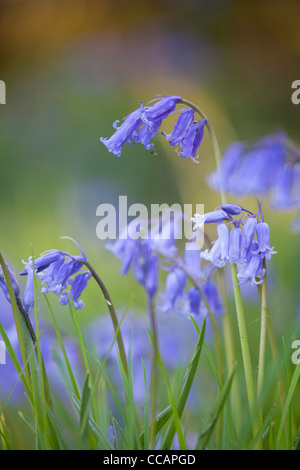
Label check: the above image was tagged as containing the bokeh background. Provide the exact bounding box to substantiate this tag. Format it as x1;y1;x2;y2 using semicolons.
0;0;300;447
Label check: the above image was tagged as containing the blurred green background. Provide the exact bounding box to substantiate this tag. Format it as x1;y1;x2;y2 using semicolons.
0;0;300;448
0;0;299;410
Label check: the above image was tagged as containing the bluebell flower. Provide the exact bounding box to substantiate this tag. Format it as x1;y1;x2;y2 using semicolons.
177;119;207;160
23;264;34;313
237;245;265;286
101;95;209;160
0;264;20;303
107;236;159;299
201;239;224;268
141;95;181;122
228;227;242;263
208;133;286;197
100;108;144;157
101;96;181;157
221;204;242;216
132;241;159;300
251;222;277;261
194;202;276;287
20;239;90;310
201;280;224;316
160;267;187;312
162;108;195;146
188;287;201;316
240;217;257;262
217;223;230;265
192;209;230;229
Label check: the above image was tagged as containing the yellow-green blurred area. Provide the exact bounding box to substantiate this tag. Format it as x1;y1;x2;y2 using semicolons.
0;0;300;384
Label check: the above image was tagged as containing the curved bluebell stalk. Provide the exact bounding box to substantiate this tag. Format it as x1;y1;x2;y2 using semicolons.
78;258;129;378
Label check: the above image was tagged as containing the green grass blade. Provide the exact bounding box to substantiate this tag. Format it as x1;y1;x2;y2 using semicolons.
196;362;238;450
276;360;300;449
161;317;206;450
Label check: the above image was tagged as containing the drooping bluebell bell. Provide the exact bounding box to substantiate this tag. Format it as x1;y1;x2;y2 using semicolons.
208;133;286;197
0;264;20;304
100;96;181;157
100;108;144;157
207;132;300;235
162;108;207;161
162;108;195;146
240;216;257;262
101;95;209;160
160;267;187;312
177;119;207;160
192;209;230;230
201;280;225;316
237;242;266;286
20;240;91;310
251;222;277;261
107;236;159;300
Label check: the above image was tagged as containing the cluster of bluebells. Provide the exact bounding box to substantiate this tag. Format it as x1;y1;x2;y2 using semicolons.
106;215;182;300
19;239;91;312
100;95;207;161
193;203;276;286
207;132;300;232
159;248;224;320
106;212;224;326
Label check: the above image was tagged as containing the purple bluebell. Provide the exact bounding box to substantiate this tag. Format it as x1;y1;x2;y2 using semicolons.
228;227;242;263
237;244;265;286
217;223;230;264
100;108;144;157
101;95;210;161
177;119;207;160
221;204;242;216
201;280;224;316
131;119;162;151
208;134;286;197
0;264;20;303
201;239;224;268
141;95;181;122
101;96;181;157
108;236;159;299
271;165;300;210
196;202;276;287
162;108;195;146
240;217;257;262
160;267;187;312
20;240;90;310
251;222;277;261
192;209;229;229
188;287;201;316
132;242;159;299
23;264;34;313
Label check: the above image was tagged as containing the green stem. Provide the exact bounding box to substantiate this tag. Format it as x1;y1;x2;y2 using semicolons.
217;268;242;430
0;254;32;388
180;99;259;443
148;295;159;450
257;259;267;423
82;260;128;378
230;264;260;445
